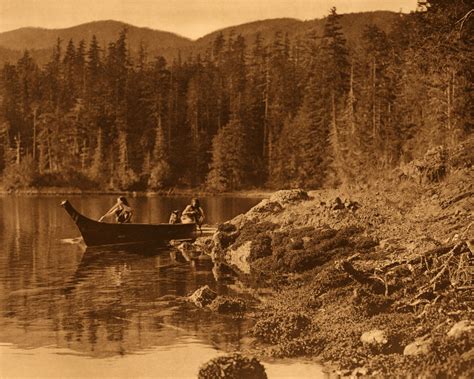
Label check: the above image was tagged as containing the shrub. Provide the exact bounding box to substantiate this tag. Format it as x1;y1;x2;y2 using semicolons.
148;161;171;189
1;155;38;190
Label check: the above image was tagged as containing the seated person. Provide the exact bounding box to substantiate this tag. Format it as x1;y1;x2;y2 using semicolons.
180;198;205;227
99;196;133;224
169;210;182;224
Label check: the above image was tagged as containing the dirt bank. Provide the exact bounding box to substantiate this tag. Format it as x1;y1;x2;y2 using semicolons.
192;167;473;377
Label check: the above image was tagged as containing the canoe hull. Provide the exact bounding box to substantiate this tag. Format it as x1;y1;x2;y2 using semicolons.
61;200;196;247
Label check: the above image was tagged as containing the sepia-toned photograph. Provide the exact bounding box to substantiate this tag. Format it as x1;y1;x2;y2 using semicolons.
0;0;472;377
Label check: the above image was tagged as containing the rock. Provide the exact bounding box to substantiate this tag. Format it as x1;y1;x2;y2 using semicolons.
226;241;252;273
169;250;188;263
213;230;237;251
379;238;400;249
403;335;432;356
461;348;474;361
333;197;345;210
194;236;213;255
347;200;360;211
250;200;283;215
447;320;473;339
211;230;239;261
360;329;388;347
352;367;369;376
176;242;200;260
198;353;267;379
268;189;309;204
218;222;238;233
252;312;311;344
209;296;246;314
189;285;217;308
212;261;237;281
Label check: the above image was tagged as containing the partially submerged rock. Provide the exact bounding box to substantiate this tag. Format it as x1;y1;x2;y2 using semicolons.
176;241;200;260
212;261;237;281
189;285;217;308
198;353;267;379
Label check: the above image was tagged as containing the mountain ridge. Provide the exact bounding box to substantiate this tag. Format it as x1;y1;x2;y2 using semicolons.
0;11;400;65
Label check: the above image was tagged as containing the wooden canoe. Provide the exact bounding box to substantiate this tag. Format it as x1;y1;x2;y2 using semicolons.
61;200;197;247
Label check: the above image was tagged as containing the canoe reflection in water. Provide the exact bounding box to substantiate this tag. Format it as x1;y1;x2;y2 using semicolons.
63;244;214;294
58;244;247;358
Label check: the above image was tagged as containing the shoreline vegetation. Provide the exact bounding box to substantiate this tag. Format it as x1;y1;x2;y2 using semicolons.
0;186;272;198
186;158;473;378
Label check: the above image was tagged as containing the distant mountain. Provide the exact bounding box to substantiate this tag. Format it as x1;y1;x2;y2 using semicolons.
192;11;400;54
0;12;401;66
0;20;192;65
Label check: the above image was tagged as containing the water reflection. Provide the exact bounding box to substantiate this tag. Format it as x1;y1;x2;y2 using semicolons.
0;195;325;377
0;196;260;357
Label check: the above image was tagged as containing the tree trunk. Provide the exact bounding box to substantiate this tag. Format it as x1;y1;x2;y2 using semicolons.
372;57;377;141
15;134;21;165
263;58;270;166
32;107;37;160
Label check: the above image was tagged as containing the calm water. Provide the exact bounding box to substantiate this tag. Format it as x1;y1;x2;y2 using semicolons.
0;196;324;378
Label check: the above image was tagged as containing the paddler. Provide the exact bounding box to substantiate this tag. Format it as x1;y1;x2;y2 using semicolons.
181;198;205;230
99;196;133;224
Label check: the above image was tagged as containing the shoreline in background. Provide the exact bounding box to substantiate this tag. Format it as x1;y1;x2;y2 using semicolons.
0;186;272;198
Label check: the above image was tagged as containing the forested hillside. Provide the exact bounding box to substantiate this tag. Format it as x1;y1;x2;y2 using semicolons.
0;20;191;66
0;1;472;191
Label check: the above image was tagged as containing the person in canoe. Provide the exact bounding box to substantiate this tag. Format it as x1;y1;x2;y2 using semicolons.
99;196;133;223
181;198;205;229
168;210;182;224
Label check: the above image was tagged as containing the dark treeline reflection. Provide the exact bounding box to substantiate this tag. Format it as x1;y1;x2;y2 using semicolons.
0;196;259;357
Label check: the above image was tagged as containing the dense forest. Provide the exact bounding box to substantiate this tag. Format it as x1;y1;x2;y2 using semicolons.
0;0;472;191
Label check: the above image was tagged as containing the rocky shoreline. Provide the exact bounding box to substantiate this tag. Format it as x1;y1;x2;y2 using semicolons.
179;168;473;377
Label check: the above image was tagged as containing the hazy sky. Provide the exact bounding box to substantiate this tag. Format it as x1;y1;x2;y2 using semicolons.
0;0;418;39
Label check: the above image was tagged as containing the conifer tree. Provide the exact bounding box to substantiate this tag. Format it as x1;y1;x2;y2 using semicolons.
206;119;248;191
148;120;171;189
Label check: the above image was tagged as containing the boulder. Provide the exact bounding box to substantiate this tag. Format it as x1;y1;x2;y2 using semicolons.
169;250;188;263
176;241;200;260
360;329;388;347
198;353;267;379
213;230;238;251
403;335;432;356
268;189;309;204
212;261;237;281
447;320;473;339
189;285;217;308
250;200;283;215
218;222;238;233
226;241;252;274
193;236;213;255
209;296;246;314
